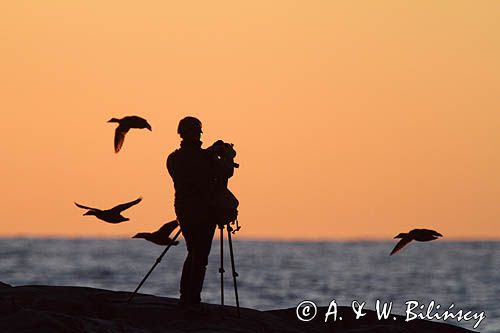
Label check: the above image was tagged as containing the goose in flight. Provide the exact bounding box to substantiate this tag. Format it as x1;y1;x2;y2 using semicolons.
75;197;142;223
133;220;180;246
108;116;152;153
390;229;443;255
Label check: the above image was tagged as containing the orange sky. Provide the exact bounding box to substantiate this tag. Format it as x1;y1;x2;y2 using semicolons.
1;1;499;239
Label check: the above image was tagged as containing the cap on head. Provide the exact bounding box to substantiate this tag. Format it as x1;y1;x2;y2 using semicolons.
177;116;202;138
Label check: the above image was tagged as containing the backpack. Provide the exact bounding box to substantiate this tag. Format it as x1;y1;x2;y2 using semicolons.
212;188;239;225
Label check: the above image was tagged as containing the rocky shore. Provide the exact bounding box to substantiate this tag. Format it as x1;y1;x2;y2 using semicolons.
0;282;475;332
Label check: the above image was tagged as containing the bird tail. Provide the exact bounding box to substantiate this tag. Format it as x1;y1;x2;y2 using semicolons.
108;118;120;123
394;233;408;239
132;233;148;239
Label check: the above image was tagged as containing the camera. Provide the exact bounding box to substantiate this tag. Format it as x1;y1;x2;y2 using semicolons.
207;140;239;168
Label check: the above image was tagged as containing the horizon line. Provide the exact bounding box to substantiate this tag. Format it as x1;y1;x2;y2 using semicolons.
1;234;499;242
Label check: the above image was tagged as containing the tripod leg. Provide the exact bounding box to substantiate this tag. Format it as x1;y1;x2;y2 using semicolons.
218;225;225;313
128;228;182;304
227;226;241;318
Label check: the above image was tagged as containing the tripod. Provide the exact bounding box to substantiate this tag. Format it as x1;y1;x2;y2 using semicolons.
218;221;241;318
128;227;182;304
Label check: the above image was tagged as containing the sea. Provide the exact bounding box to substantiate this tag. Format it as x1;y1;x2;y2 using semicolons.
0;238;498;332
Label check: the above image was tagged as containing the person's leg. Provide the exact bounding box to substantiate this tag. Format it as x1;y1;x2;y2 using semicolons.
188;222;217;305
179;223;195;305
179;252;192;304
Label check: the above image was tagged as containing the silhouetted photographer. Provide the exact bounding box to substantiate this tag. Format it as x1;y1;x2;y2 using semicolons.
167;117;239;311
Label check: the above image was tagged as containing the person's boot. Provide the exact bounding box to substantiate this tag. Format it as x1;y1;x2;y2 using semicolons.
185;302;211;317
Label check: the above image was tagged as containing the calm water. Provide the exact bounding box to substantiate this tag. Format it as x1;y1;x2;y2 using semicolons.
0;238;498;332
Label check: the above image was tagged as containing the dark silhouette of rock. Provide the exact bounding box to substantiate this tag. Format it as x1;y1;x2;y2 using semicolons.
390;229;443;255
74;197;142;223
108;116;152;153
0;283;475;333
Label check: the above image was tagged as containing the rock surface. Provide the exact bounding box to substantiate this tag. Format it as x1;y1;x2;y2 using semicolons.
0;283;475;332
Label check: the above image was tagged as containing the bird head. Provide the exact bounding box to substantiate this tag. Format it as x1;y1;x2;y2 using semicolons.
146;123;152;131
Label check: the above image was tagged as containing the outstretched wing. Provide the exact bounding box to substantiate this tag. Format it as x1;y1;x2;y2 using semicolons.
114;126;129;153
390;237;413;255
156;220;179;237
75;202;97;211
111;197;142;213
429;229;443;237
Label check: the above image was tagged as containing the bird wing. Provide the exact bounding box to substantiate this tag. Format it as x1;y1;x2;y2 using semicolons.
156;220;179;236
390;237;413;255
74;202;96;211
112;197;142;213
140;118;152;131
429;229;443;237
114;126;129;153
133;117;152;130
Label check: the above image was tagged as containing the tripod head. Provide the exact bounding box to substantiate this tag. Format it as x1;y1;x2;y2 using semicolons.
218;219;241;234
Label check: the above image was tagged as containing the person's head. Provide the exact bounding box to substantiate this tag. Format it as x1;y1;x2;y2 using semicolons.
177;116;202;141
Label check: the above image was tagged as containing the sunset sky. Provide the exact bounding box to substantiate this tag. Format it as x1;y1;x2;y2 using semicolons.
1;1;499;240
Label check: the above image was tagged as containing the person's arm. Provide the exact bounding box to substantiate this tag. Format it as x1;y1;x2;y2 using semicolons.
167;151;190;191
166;152;176;178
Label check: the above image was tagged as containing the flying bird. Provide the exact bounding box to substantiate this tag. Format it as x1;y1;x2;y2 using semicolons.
390;229;443;255
108;116;152;153
133;220;180;246
75;197;142;223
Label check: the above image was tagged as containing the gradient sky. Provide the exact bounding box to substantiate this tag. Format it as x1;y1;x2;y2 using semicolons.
1;1;499;239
